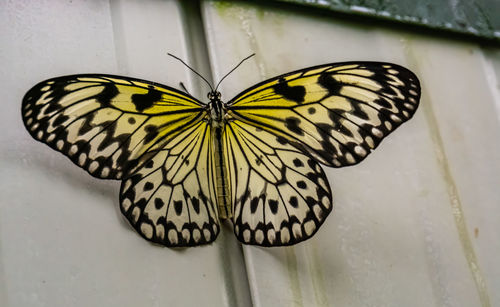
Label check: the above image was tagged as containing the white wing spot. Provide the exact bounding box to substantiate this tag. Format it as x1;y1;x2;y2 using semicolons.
365;136;375;148
140;223;153;239
255;229;264;244
123;179;132;192
30;122;39;131
384;121;392;130
304;221;316;236
122;198;132;211
371;127;383;138
89;161;99;173
243;229;251;242
46;133;55;142
101;167;110;177
156;225;165;240
389;114;402;123
78;153;87;166
345;153;355;164
322;196;330;208
313;205;323;220
182;229;190;241
41;85;51;91
292;223;302;239
267;229;276;244
37;131;43;139
69;145;78;156
281;228;290;243
404;103;414;110
193;229;201;242
131;207;140;223
168;229;178;245
56;140;64;150
354;145;366;156
203;229;211;241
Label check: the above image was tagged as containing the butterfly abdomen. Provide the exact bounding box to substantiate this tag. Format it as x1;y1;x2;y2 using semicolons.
213;125;232;219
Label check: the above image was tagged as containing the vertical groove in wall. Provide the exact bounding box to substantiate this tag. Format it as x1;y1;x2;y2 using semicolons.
178;0;214;97
108;0;129;75
286;248;303;307
308;244;329;306
403;38;491;307
178;2;252;307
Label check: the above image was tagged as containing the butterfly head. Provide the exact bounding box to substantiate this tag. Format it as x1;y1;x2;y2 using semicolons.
207;90;222;101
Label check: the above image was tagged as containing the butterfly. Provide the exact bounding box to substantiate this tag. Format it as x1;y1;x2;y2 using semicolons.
22;57;420;247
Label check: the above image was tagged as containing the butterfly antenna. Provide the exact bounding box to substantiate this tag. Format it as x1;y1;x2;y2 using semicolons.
167;53;214;91
215;53;255;91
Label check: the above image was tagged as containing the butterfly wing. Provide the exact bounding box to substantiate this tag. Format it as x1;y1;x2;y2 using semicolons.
22;75;220;246
224;121;332;246
225;62;420;246
227;62;420;167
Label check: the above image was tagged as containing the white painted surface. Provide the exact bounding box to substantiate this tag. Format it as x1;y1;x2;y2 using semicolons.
1;0;499;306
202;2;499;307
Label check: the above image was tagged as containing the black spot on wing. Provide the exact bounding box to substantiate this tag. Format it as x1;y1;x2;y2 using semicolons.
144;125;158;143
293;158;303;167
284;117;303;135
144;160;154;169
155;198;164;209
250;197;259;214
191;197;200;214
268;199;278;214
174;200;183;216
318;72;342;96
273;78;306;103
96;83;119;106
132;88;162;112
276;136;288;145
144;182;154;191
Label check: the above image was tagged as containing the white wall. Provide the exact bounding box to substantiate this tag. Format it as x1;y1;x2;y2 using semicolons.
1;1;499;306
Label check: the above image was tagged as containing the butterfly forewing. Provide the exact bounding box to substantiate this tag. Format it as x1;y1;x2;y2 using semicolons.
227;62;420;168
22;75;204;179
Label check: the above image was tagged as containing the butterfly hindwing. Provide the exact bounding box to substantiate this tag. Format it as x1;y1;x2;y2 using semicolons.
224;121;332;246
22;74;204;179
227;62;420;168
120;121;220;247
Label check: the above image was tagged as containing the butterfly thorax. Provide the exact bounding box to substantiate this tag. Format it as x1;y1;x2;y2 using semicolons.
207;90;225;125
207;90;232;219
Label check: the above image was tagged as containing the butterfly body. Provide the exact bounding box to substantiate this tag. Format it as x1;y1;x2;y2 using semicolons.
22;62;420;247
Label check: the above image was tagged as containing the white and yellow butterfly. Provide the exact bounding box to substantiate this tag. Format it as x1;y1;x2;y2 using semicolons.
22;58;420;247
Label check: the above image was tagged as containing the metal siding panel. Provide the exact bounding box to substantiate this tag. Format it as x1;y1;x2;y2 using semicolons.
202;1;498;306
